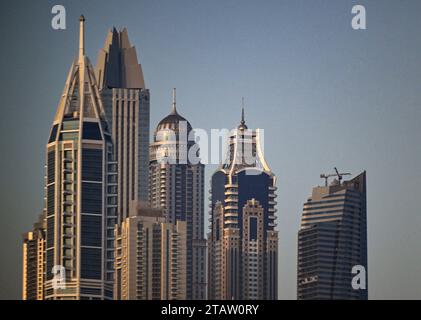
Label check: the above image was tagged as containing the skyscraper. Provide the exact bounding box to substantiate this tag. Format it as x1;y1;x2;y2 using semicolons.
149;89;206;299
43;16;116;300
22;213;46;300
114;202;187;300
95;27;150;223
208;110;278;300
297;171;368;300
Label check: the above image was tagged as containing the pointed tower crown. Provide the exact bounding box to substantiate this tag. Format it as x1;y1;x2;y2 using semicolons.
51;16;108;130
95;27;145;89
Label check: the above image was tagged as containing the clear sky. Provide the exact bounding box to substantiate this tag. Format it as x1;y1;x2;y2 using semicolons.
1;0;420;299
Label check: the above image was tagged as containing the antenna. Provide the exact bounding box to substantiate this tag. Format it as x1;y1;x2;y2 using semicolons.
241;97;245;125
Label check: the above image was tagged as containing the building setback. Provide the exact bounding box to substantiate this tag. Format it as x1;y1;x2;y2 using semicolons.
114;202;187;300
297;171;368;300
149;89;207;299
43;16;116;300
208;110;278;300
22;213;46;300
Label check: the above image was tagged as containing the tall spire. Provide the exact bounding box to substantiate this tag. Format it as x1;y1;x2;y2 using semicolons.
79;15;85;61
172;88;177;114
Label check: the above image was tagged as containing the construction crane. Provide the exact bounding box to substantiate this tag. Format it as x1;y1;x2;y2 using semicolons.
320;167;352;187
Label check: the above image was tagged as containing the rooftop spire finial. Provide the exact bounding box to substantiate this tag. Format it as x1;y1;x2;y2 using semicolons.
172;88;177;114
241;97;245;125
238;97;248;130
79;15;85;61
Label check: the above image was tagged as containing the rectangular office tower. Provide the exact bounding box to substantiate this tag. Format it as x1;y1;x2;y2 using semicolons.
297;171;368;300
43;17;117;300
208;111;278;300
22;213;46;300
114;202;187;300
95;27;150;223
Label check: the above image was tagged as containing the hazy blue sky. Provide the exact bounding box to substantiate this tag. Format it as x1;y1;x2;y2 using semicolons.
1;0;420;299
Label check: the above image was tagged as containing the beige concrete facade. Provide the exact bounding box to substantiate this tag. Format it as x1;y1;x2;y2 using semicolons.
114;203;187;300
22;214;46;300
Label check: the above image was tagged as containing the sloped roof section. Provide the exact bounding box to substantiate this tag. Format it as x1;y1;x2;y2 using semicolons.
95;27;145;90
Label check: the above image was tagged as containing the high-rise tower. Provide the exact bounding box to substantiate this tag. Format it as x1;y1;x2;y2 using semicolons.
114;203;187;300
149;89;207;299
208;109;278;300
22;213;46;300
95;27;150;223
44;16;116;300
297;171;368;300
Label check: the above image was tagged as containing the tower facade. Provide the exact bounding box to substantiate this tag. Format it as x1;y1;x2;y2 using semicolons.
22;213;46;300
208;111;278;300
44;16;116;300
114;203;187;300
149;90;206;299
95;27;150;223
297;172;368;300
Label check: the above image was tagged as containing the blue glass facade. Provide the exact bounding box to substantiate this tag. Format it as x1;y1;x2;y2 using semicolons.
238;169;272;237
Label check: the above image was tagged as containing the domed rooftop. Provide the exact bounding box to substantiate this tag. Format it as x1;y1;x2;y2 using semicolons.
155;88;192;133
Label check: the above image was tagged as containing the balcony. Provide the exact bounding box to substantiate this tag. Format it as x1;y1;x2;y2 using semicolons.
224;212;238;218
